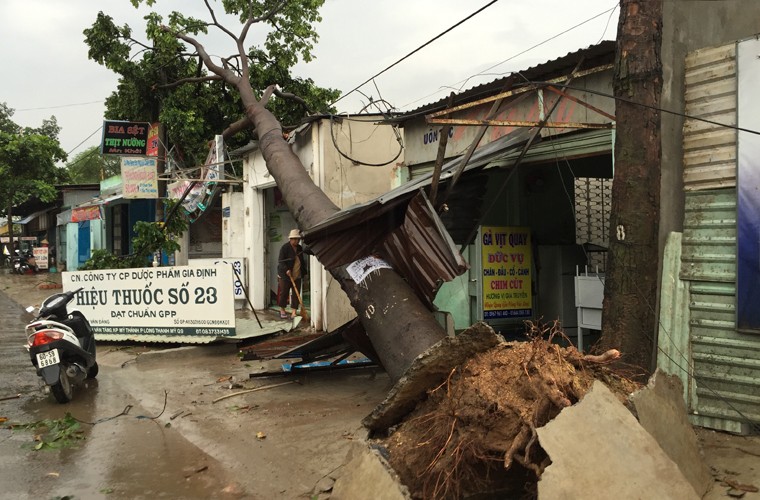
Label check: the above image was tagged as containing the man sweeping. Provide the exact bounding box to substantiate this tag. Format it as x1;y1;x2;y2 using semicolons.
277;229;306;319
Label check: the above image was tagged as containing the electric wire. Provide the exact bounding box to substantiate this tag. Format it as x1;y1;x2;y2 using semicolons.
329;0;501;108
399;2;620;111
328;116;403;167
15;100;104;112
66;126;103;156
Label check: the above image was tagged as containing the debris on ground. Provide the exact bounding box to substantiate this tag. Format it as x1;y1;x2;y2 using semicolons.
375;322;639;499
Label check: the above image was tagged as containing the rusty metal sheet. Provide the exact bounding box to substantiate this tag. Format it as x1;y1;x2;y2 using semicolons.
385;41;615;124
305;190;467;308
379;191;468;306
426;118;614;129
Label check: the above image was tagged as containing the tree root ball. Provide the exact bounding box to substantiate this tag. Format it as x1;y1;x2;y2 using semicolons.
379;338;638;499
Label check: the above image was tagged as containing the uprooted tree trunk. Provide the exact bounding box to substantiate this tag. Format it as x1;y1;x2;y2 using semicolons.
167;25;447;381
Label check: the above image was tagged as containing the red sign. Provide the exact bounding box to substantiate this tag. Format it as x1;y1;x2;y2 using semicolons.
71;206;101;222
146;122;160;157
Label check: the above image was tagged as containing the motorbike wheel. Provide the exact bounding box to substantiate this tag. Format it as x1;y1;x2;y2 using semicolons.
87;362;99;379
50;368;73;404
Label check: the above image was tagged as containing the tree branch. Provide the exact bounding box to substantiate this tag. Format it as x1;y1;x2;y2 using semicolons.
155;74;222;90
203;0;238;42
163;25;239;85
221;116;252;140
238;1;288;82
273;88;314;114
260;85;276;107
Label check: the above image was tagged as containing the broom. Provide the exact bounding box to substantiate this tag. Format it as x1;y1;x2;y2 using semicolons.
288;274;309;322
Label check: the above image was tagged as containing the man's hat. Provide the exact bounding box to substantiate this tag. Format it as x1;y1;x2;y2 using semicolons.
288;229;301;239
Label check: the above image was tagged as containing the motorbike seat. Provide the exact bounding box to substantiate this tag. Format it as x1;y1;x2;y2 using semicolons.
62;311;93;339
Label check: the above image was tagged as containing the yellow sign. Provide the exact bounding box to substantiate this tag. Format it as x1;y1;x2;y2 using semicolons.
481;226;532;319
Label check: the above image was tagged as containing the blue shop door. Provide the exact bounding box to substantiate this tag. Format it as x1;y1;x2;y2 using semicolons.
78;221;91;267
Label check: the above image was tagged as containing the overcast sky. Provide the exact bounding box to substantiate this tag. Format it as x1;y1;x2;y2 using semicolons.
1;0;619;160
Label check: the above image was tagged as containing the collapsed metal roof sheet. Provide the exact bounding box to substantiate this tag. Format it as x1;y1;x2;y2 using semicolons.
302;129;532;307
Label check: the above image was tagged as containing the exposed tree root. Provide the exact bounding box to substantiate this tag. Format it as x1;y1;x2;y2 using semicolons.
380;321;639;499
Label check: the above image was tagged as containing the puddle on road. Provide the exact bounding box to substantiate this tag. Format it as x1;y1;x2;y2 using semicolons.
6;374;247;499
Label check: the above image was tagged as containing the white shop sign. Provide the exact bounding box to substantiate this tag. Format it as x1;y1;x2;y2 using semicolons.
62;265;235;337
33;247;49;270
188;258;246;300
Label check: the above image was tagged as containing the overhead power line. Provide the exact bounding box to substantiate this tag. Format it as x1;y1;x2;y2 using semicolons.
67;126;104;156
400;2;620;110
15;100;105;112
329;0;501;108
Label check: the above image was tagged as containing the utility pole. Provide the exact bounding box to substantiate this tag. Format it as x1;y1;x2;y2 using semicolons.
601;0;663;376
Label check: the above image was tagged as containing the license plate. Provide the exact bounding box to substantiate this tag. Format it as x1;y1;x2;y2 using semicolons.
36;349;60;368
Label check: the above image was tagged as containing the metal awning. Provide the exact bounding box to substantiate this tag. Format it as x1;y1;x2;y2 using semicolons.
78;193;124;208
16;207;56;225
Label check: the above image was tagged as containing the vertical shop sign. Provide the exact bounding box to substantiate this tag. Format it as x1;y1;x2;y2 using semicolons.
481;226;532;319
737;38;760;332
146;122;160;157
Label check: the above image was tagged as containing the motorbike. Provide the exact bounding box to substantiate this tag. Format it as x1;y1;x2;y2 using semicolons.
26;287;98;403
12;249;39;275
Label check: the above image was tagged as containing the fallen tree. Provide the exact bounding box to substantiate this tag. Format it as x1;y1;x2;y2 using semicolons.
106;0;449;380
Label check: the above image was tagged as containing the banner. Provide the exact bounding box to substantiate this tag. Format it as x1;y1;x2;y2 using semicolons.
121;157;158;199
101;120;150;156
71;205;101;222
481;226;532;319
737;38;760;332
62;265;236;337
168;135;223;216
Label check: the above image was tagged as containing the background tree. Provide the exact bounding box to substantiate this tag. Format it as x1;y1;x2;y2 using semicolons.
0;103;68;250
66;146;121;183
83;5;339;168
600;0;663;376
92;0;447;381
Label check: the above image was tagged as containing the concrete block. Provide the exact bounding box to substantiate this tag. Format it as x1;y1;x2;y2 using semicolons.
331;441;410;500
631;369;712;497
537;381;699;500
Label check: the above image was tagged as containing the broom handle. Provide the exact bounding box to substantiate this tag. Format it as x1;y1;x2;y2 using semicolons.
288;274;304;308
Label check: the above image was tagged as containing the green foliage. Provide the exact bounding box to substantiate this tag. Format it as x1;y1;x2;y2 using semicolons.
83;1;339;166
14;413;85;451
66;146;121;183
0;104;68;218
81;199;189;270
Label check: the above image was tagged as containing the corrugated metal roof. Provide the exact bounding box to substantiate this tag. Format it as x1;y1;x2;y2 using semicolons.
390;40;616;124
306;190;468;307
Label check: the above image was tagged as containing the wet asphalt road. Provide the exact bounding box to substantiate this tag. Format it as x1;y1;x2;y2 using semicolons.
0;290;244;500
